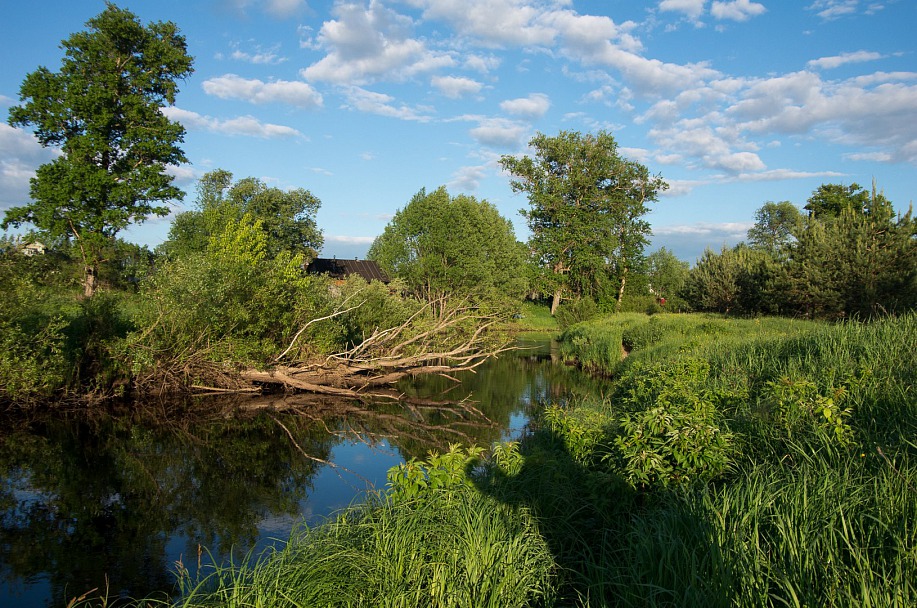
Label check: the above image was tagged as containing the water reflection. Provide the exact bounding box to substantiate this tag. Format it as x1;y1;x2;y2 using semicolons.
0;338;610;607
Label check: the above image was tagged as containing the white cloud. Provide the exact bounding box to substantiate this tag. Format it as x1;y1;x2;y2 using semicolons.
726;72;917;163
730;168;846;182
408;0;559;47
342;87;434;121
202;74;323;108
808;0;859;20
500;93;551;119
807;50;884;70
620;147;651;163
229;45;287;65
654;222;752;237
165;164;199;187
301;2;453;84
659;0;707;19
843;151;893;162
431;75;484;98
325;235;377;245
710;0;766;21
448;164;488;191
0;124;58;210
162;107;303;138
469;117;529;149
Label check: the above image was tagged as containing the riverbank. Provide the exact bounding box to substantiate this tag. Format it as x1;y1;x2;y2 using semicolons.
84;312;916;607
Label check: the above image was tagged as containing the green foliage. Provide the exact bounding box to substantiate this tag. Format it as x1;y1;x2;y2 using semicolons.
171;444;555;608
785;194;916;319
386;444;485;501
3;4;193;296
613;359;733;489
368;186;527;304
542;405;610;466
762;374;863;447
160;169;323;260
554;297;599;330
682;183;916;319
804;182;879;218
500;130;667;312
130;216;313;369
646;246;690;309
746;200;802;255
684;244;783;315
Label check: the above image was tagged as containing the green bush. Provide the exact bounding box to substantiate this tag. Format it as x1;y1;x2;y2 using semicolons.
554;298;599;330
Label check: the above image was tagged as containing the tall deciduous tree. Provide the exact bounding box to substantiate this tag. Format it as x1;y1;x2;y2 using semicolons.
2;4;194;297
368;186;528;305
747;201;802;255
161;169;323;260
500;131;666;314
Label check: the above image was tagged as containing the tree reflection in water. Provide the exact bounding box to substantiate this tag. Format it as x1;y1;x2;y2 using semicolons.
0;338;610;607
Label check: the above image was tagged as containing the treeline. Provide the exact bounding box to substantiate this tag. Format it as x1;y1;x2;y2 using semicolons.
682;183;917;319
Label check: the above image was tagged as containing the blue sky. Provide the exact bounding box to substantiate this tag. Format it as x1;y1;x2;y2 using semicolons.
1;0;915;262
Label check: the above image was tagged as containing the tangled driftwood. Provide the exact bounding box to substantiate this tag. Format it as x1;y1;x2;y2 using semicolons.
240;298;514;401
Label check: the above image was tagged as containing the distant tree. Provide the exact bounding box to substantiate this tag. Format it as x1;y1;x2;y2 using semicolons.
646;248;689;301
787;190;916;318
683;244;782;315
803;182;891;219
683;246;743;314
747;201;802;255
160;169;323;259
368;186;528;305
2;4;194;297
500;130;666;314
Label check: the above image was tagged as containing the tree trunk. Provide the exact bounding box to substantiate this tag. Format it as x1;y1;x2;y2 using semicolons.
83;265;98;298
615;266;628;311
550;286;563;315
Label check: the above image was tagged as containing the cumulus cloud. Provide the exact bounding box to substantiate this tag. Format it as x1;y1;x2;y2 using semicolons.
659;0;707;19
725;72;917;163
301;2;453;84
342;87;434;121
203;74;323;108
162;107;303;138
500;93;551;119
448;164;488;191
469;117;529;149
407;0;559;47
431;75;484;98
0;124;58;210
710;0;766;21
807;50;884;70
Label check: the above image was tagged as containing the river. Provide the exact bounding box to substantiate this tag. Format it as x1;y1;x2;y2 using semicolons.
0;336;610;607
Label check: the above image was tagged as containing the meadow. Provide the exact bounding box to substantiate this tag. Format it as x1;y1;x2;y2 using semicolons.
99;312;916;608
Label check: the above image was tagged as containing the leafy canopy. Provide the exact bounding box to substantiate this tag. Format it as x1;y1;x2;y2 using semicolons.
161;169;323;260
499;130;666;312
368;186;528;303
2;3;194;296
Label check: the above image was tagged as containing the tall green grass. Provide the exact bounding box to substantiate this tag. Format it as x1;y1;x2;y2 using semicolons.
161;446;555;608
99;312;915;608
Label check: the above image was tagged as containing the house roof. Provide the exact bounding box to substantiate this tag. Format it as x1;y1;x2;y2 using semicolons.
306;258;390;283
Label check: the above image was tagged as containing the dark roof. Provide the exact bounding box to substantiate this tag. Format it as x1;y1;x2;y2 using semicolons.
306;258;390;283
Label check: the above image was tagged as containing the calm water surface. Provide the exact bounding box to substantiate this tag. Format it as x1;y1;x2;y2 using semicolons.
0;337;610;607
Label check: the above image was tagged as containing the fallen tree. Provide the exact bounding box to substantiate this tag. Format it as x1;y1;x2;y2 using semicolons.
239;297;515;400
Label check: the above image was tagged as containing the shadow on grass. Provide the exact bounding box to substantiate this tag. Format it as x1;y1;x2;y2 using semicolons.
472;423;639;605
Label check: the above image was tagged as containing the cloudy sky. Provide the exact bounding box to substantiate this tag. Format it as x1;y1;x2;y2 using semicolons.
2;0;915;262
